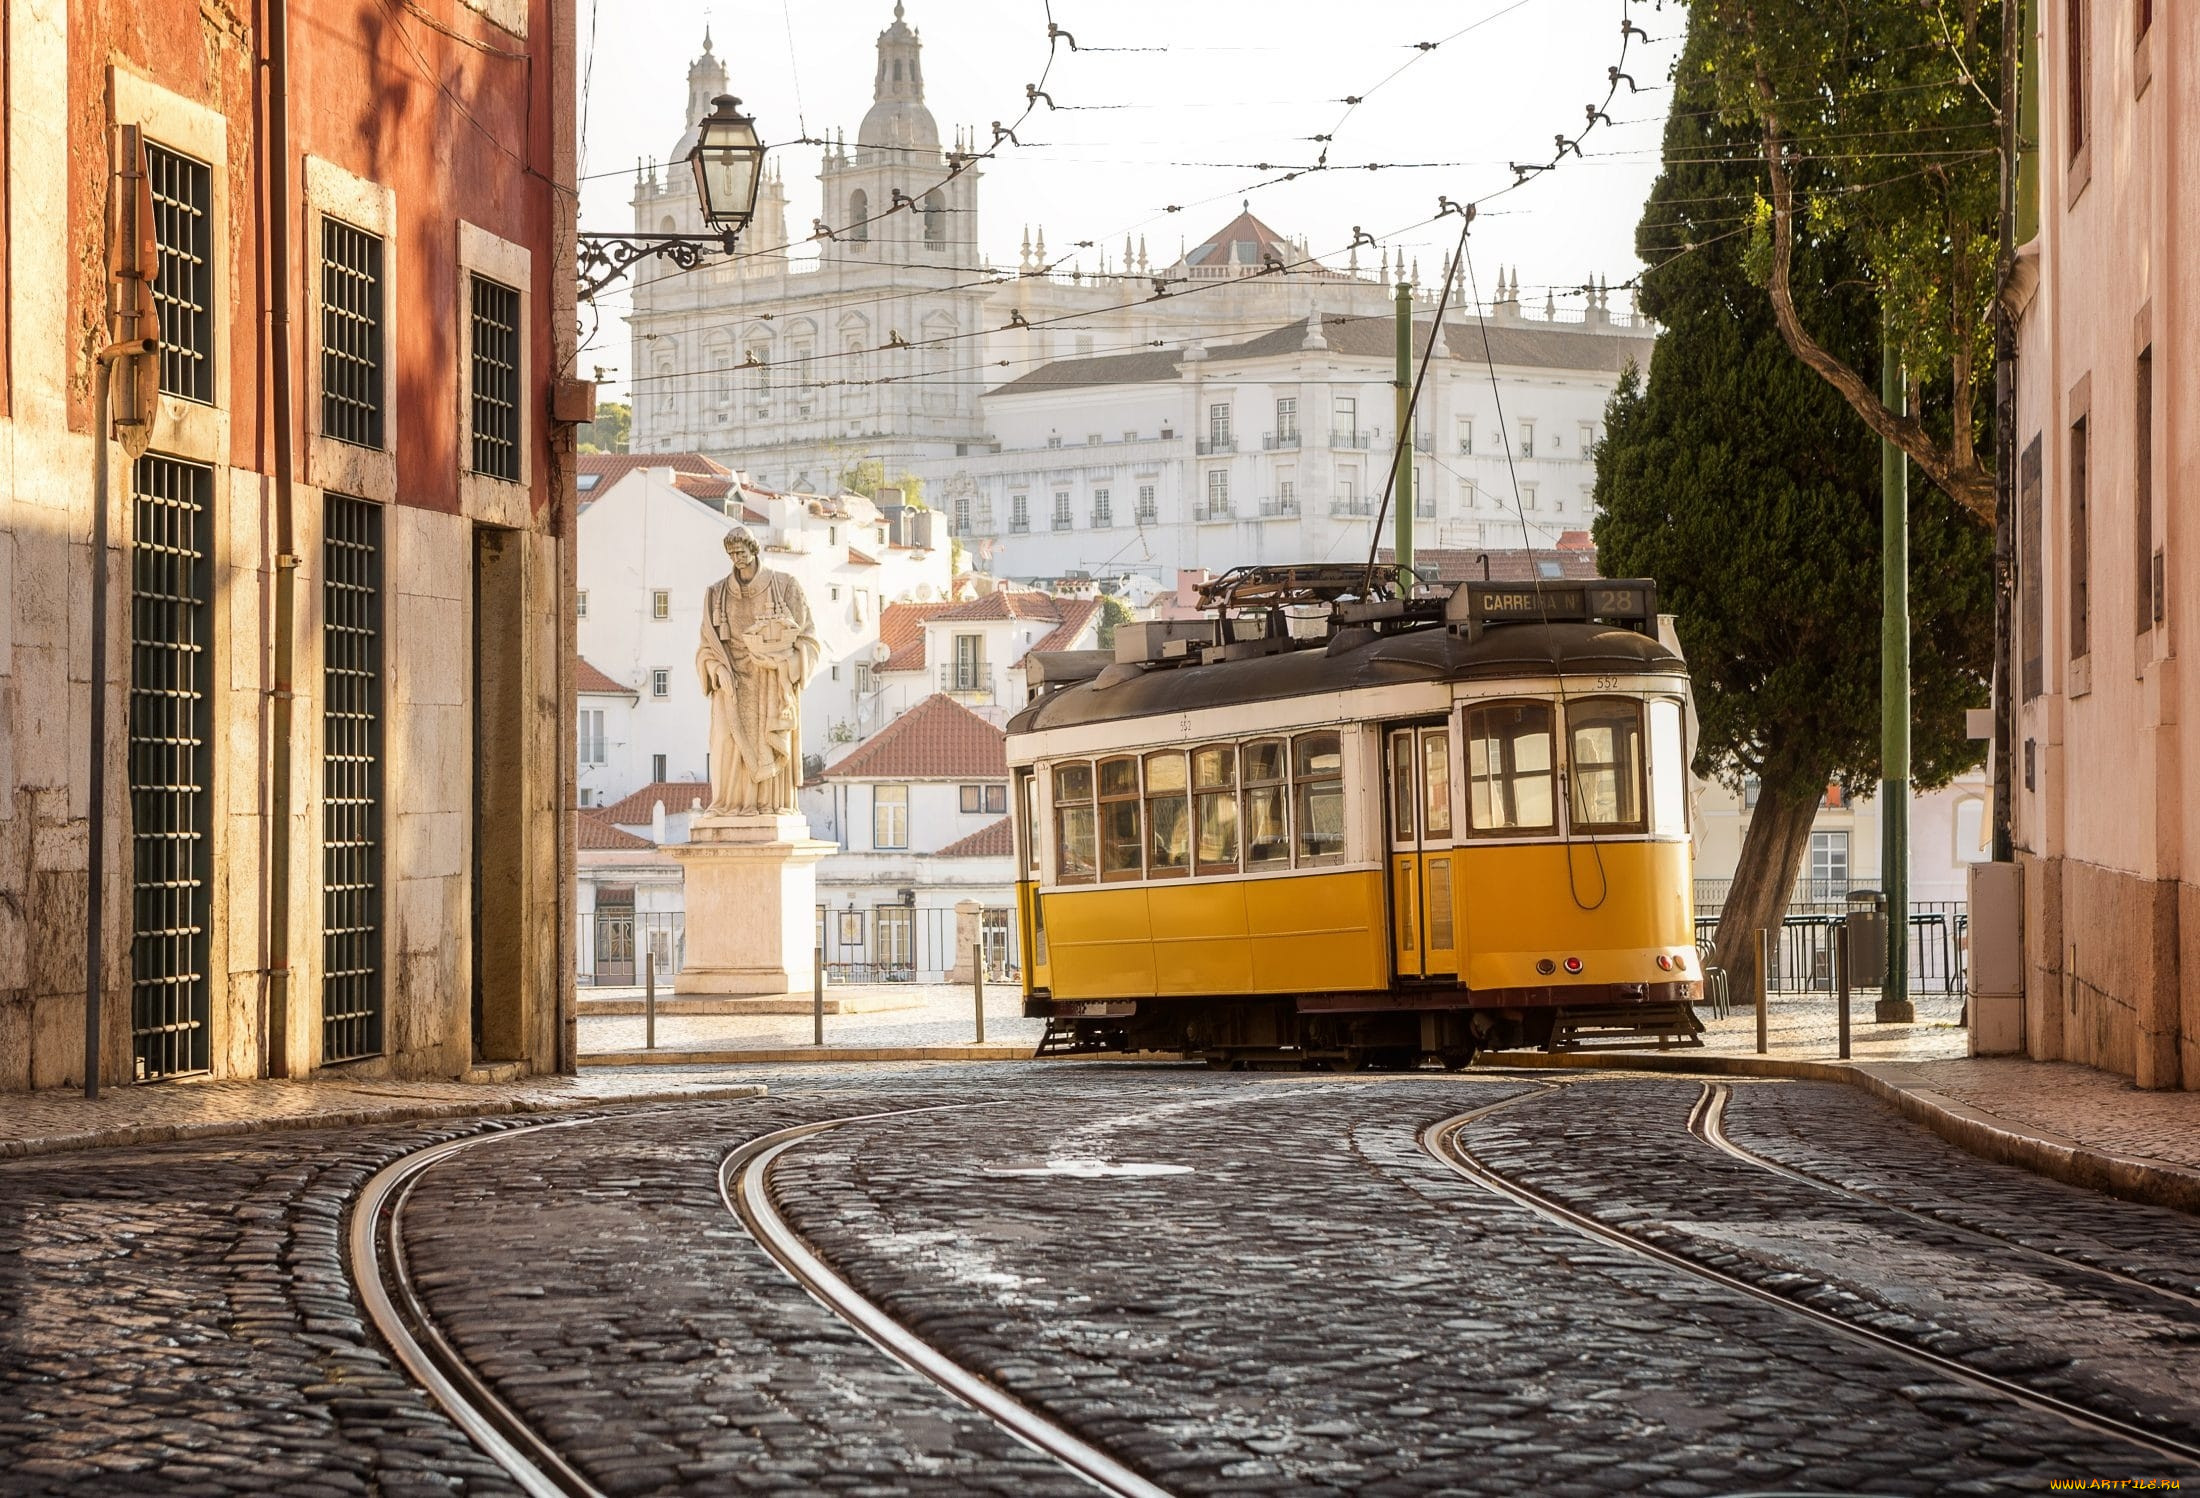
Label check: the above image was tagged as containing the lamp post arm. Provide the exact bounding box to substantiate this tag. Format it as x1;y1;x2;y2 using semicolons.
576;230;742;300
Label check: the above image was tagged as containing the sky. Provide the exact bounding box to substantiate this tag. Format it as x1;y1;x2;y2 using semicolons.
574;0;1686;398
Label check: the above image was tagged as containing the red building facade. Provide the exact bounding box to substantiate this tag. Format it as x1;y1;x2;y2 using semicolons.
0;0;580;1089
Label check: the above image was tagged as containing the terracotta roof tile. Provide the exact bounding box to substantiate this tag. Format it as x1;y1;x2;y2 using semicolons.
576;658;634;695
937;817;1013;858
932;589;1067;624
824;695;1005;781
1017;597;1103;662
576;810;655;850
600;779;711;824
877;601;950;673
847;546;881;567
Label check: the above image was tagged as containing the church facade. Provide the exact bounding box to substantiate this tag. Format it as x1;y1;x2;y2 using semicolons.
625;7;1652;590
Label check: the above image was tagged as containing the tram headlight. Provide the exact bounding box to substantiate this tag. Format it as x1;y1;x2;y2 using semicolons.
1562;956;1584;975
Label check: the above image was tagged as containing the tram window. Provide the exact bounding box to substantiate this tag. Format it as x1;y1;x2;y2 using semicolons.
1569;698;1646;831
1243;738;1290;867
1421;728;1452;837
1390;735;1416;841
1193;745;1239;873
1145;751;1191;877
1053;762;1096;884
1020;770;1040;874
1465;701;1556;833
1648;698;1687;835
1098;756;1143;879
1292;731;1345;864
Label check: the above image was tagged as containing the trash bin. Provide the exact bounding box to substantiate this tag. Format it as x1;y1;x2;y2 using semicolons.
1844;889;1888;988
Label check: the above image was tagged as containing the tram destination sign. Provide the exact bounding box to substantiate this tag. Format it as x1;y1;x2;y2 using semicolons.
1444;579;1657;635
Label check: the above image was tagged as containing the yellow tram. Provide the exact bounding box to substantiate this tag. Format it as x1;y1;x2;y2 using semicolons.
1004;565;1700;1066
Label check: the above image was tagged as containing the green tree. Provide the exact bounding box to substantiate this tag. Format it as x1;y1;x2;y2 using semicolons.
1596;17;1992;998
836;459;928;508
576;401;629;454
1096;595;1135;651
1687;0;2005;522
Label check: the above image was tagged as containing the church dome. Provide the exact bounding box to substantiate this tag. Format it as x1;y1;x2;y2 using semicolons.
857;4;940;155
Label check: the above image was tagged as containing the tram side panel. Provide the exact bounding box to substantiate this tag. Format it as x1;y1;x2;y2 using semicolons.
1451;839;1698;996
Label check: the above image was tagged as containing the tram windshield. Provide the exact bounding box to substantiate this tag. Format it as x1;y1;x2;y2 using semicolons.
1465;701;1556;832
1568;698;1646;832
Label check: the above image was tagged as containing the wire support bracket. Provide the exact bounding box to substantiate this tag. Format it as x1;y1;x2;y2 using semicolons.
577;230;739;301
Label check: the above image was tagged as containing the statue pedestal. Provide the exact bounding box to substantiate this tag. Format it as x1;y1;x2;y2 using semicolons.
669;813;835;995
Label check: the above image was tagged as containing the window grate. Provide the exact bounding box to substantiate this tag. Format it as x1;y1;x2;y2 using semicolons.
147;144;215;403
322;495;385;1063
321;219;385;449
469;274;522;480
130;455;215;1079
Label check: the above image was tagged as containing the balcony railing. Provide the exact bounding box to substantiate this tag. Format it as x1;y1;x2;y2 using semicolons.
1412;432;1433;454
1263;431;1300;451
1051;514;1073;531
1089;510;1114;529
1259;496;1300;517
1330;429;1371;449
1330;498;1374;516
1199;501;1235;522
1196;436;1237;455
940;663;993;700
1134;507;1158;526
1009;516;1030;533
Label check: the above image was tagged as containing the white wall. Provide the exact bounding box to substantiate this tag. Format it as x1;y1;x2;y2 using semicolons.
574;468;952;808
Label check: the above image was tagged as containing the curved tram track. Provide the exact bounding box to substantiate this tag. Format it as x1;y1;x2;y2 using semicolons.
349;1107;1174;1498
1420;1085;2200;1471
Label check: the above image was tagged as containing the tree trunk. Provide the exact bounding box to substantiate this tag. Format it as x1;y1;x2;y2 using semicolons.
1712;783;1822;1003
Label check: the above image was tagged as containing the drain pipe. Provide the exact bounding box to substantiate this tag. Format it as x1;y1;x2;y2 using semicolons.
84;337;156;1101
264;0;300;1077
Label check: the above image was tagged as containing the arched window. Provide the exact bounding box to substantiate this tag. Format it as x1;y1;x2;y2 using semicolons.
923;190;947;247
659;215;677;234
849;189;870;242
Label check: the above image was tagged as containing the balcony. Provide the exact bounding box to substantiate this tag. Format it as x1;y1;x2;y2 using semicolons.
1134;507;1159;526
1051;515;1073;532
1413;431;1433;454
1330;498;1374;517
1196;436;1237;455
1330;429;1371;450
1009;517;1030;534
939;663;994;703
1258;496;1300;518
1198;502;1235;523
1262;431;1300;451
1089;510;1114;529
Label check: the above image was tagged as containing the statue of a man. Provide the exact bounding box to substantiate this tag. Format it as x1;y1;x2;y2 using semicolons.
697;530;820;816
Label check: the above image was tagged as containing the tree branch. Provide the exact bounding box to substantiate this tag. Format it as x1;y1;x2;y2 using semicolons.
1751;66;1997;523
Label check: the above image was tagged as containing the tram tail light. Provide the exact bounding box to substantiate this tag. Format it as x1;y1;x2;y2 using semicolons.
1562;956;1584;975
1655;954;1674;972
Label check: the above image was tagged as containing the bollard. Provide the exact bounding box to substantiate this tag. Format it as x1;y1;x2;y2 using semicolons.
645;950;657;1051
973;941;986;1044
1836;918;1852;1061
1754;928;1769;1056
813;945;825;1047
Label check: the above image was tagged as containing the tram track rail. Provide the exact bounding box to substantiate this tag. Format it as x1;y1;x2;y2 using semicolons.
720;1107;1175;1498
1687;1081;2200;1314
349;1122;603;1498
350;1105;1174;1498
1420;1092;2200;1470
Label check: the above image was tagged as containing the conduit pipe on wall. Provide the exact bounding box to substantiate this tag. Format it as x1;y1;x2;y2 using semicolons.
264;0;300;1078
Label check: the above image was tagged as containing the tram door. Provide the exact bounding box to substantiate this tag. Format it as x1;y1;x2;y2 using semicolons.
1387;725;1459;979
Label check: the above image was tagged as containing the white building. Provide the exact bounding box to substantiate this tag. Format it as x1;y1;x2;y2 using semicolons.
949;299;1652;588
624;16;1401;494
861;589;1104;734
806;693;1022;981
573;454;954;810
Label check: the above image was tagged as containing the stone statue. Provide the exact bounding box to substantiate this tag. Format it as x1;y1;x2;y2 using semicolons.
697;530;820;816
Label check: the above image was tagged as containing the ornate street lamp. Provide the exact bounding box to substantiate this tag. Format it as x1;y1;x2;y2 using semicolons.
577;94;765;300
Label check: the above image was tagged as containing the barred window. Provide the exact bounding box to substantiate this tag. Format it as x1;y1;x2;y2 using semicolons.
147;143;215;403
322;495;385;1063
321;218;385;448
469;274;522;480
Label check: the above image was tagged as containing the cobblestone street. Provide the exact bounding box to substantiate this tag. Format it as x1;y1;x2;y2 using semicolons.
5;1063;2198;1495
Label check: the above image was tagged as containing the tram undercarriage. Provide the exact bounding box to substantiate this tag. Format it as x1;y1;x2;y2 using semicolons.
1031;985;1702;1069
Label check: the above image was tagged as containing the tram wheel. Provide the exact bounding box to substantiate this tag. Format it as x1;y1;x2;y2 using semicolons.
1203;1051;1239;1070
1439;1049;1477;1072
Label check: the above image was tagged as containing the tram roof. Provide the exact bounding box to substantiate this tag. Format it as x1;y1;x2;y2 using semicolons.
1006;621;1682;737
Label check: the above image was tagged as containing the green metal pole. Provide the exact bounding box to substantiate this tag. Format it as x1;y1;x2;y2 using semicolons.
1393;279;1414;579
1878;311;1915;1022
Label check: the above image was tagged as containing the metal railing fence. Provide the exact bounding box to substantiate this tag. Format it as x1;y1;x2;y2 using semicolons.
1693;881;1967;994
814;903;1021;984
